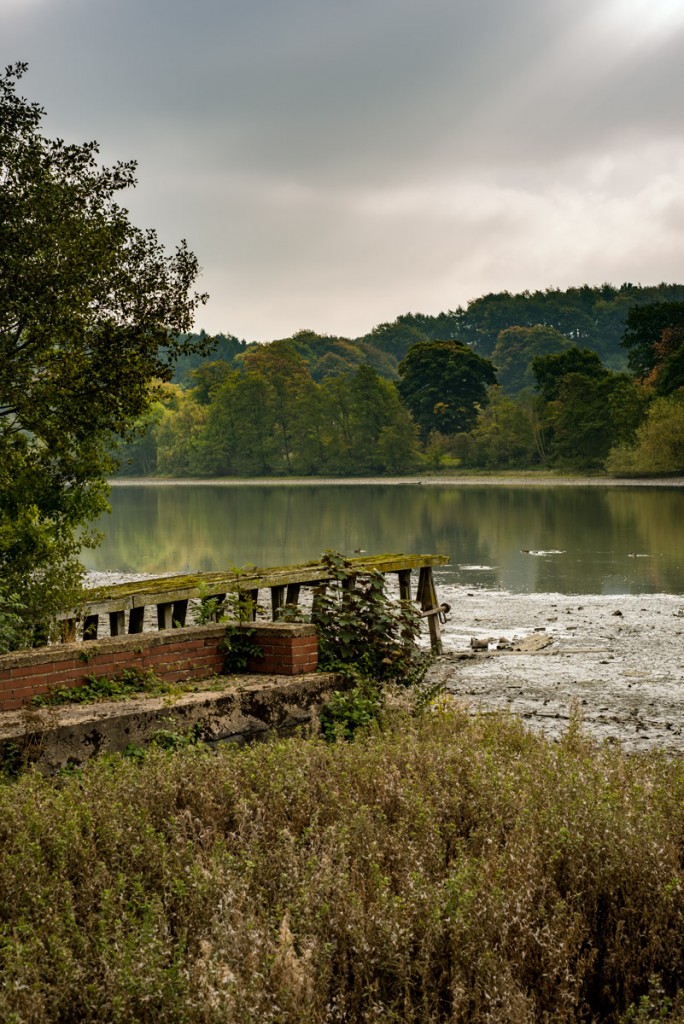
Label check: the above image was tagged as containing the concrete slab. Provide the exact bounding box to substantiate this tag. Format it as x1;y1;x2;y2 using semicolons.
0;672;344;772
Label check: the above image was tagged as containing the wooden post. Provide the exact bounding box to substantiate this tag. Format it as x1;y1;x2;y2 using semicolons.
172;599;189;627
398;569;412;602
157;602;174;630
109;610;126;637
417;567;442;653
128;606;145;634
271;585;286;619
83;615;99;641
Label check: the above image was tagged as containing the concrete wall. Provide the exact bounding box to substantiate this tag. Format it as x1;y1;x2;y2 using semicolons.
0;622;319;711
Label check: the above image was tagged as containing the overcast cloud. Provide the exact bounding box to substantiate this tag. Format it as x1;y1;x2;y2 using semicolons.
3;0;684;339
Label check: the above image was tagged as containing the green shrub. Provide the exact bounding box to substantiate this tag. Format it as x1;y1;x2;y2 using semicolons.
1;710;684;1022
312;551;432;739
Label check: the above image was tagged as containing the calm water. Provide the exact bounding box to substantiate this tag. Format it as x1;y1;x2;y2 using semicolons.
82;483;684;596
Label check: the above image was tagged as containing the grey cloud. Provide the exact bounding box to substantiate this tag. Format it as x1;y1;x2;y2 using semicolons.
4;0;684;337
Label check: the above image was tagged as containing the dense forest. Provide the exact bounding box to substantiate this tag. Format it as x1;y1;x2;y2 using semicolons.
120;283;684;478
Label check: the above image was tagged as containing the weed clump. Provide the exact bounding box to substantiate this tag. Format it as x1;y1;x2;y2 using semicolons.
31;668;167;706
1;709;684;1022
312;551;432;740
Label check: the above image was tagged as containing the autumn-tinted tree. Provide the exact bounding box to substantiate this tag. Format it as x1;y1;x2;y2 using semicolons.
0;64;207;641
397;341;496;437
622;305;684;385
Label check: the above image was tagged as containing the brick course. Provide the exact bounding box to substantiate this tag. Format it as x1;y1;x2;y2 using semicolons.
0;622;318;711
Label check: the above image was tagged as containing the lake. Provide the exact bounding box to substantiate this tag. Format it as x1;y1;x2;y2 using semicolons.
82;481;684;596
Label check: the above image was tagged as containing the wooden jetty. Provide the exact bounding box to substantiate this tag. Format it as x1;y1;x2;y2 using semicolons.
66;553;450;651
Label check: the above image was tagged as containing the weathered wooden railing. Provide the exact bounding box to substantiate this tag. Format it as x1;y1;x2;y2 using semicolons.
64;553;450;651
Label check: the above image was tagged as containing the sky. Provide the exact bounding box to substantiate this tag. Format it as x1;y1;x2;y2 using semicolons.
3;0;684;341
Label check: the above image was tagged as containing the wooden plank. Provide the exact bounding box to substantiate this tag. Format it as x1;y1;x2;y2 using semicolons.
109;610;126;637
398;569;412;602
75;554;451;623
311;584;327;620
157;602;174;630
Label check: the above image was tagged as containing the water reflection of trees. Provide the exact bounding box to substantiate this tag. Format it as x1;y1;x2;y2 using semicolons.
83;485;684;595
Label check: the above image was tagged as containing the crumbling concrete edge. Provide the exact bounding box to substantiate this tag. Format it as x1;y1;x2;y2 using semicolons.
0;671;347;773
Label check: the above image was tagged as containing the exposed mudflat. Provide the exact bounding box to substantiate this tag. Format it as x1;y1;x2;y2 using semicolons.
429;588;684;752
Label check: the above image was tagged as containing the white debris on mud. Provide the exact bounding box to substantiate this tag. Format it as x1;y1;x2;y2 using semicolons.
429;588;684;752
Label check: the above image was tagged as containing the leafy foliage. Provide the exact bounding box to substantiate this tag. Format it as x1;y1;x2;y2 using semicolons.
221;627;263;673
0;63;208;636
312;551;431;740
606;390;684;476
622;302;684;386
532;347;645;469
313;551;429;686
31;668;166;706
397;340;497;437
0;583;32;654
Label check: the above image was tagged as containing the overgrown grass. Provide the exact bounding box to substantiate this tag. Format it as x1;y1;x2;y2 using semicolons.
1;707;684;1022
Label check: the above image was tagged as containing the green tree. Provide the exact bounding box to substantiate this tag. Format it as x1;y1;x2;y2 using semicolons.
321;365;418;474
532;348;644;470
468;387;542;468
202;370;278;476
243;341;321;473
0;64;207;642
397;341;496;437
492;324;570;394
361;320;429;362
153;385;207;477
606;389;684;476
532;347;606;402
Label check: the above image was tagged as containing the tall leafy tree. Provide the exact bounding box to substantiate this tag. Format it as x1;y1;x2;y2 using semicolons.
397;341;496;437
0;64;208;639
492;324;570;394
532;348;644;469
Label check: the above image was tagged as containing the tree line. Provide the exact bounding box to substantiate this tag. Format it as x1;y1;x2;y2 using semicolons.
120;292;684;479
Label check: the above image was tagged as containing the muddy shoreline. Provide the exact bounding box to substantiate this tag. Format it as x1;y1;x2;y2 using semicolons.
430;588;684;753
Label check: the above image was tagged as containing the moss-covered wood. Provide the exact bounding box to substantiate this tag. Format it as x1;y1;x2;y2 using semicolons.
77;554;450;617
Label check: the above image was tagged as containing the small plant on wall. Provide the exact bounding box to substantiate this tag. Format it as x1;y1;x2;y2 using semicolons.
313;551;432;740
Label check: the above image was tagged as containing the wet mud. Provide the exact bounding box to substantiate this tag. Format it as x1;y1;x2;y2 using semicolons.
430;588;684;752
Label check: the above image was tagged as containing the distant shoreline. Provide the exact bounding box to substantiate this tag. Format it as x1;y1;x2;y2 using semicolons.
109;475;684;488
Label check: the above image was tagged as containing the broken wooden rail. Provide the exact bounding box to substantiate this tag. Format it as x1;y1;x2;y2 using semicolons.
63;553;451;651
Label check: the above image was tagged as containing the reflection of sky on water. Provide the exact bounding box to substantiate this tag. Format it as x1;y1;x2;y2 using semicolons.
84;484;684;596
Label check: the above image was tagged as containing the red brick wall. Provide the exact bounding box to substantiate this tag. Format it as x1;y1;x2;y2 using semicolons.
0;622;318;712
